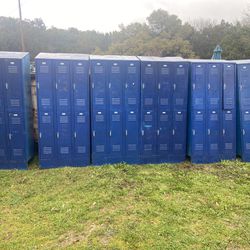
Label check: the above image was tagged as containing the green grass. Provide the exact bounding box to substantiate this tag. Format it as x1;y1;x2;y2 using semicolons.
0;160;249;249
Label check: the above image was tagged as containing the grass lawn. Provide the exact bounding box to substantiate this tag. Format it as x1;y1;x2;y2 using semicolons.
0;159;249;249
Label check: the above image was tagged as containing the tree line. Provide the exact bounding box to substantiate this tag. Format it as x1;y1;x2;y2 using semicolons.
1;9;250;60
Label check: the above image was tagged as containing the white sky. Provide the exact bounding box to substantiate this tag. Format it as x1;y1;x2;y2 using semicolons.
0;0;249;32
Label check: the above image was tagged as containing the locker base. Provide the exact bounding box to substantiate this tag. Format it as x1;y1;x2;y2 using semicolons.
0;161;28;170
140;156;158;164
221;154;236;161
39;159;61;169
240;155;250;162
158;155;186;163
71;158;90;167
124;157;141;165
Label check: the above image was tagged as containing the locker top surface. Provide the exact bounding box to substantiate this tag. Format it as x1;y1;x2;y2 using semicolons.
0;51;29;59
36;53;89;60
187;59;234;64
138;56;183;62
233;60;250;64
90;55;139;61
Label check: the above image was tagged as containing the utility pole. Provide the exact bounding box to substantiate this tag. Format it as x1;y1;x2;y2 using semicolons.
18;0;25;51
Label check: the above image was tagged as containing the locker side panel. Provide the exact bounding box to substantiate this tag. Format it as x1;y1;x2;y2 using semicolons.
107;61;124;163
55;60;72;166
36;59;56;167
72;60;90;166
91;60;108;165
124;60;140;163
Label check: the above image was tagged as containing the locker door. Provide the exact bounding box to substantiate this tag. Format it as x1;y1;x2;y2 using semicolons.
141;62;157;108
125;110;139;161
241;110;250;161
92;110;107;163
207;110;220;162
4;59;23;112
8;112;25;161
141;110;157;160
223;64;235;110
207;63;222;110
222;110;236;159
157;109;172;160
173;110;187;157
0;113;7;162
39;111;55;162
190;110;206;162
57;111;72;164
72;60;90;165
173;63;188;109
238;64;250;110
158;62;172;110
191;63;206;109
0;59;5;113
125;61;140;109
91;61;106;109
109;110;123;162
36;59;54;112
55;60;71;112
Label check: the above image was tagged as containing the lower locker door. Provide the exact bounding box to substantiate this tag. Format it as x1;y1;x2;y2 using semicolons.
172;110;187;161
8;112;25;162
207;110;220;162
109;110;123;163
157;110;172;161
190;110;206;162
57;112;72;165
0;113;7;163
125;110;139;162
222;110;236;159
141;110;157;161
241;110;250;161
39;111;55;164
92;110;107;164
73;112;90;165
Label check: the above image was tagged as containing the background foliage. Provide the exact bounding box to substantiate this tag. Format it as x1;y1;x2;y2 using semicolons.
1;9;250;60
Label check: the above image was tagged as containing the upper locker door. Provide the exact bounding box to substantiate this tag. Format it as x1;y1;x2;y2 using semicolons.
223;63;236;110
157;62;173;160
4;58;23;112
0;59;8;162
191;63;206;110
124;60;140;162
108;61;123;162
207;63;222;110
36;59;55;163
72;60;90;165
91;60;107;163
55;60;72;165
141;61;157;161
238;64;250;110
173;62;189;110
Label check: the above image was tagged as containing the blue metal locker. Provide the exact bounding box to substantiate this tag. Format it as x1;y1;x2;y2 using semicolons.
36;53;90;168
139;57;157;163
240;110;250;161
0;52;34;169
72;59;90;166
124;59;140;164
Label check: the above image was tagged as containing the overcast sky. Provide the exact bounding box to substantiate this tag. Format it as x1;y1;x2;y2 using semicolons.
0;0;249;32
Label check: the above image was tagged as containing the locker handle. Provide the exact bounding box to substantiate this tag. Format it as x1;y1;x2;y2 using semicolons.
37;82;40;89
208;129;210;135
57;132;59;138
158;83;161;90
192;129;195;136
93;131;96;137
5;83;8;90
173;129;175;135
243;129;245;135
192;83;195;90
125;83;128;88
223;84;226;90
8;133;12;140
55;83;58;89
73;83;76;90
109;83;111;89
125;130;128;136
74;132;77;138
157;130;160;136
142;130;144;136
208;84;211;90
109;130;112;137
39;132;42;139
92;83;95;89
142;83;145;89
173;84;176;90
222;129;225;135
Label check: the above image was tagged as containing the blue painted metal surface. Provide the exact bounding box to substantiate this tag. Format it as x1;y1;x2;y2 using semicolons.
90;55;140;165
188;60;236;163
35;53;90;168
0;52;34;169
138;57;189;163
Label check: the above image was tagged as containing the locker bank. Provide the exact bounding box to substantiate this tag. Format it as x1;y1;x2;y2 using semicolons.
0;52;34;169
90;55;140;165
138;57;189;164
35;53;90;168
187;60;236;163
